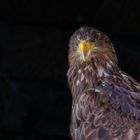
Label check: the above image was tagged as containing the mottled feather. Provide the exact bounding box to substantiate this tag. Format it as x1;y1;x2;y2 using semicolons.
67;26;140;140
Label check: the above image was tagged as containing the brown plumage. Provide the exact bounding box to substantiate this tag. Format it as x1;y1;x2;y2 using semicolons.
67;26;140;140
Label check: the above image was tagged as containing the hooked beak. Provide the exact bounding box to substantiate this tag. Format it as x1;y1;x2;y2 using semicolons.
78;41;96;61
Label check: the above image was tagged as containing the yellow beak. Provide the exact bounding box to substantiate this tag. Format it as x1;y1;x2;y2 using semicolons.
78;41;96;61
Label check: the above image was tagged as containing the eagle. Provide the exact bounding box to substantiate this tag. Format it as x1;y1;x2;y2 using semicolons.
67;26;140;140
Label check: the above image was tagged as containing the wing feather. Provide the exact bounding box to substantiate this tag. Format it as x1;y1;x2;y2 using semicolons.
96;72;140;120
71;92;114;140
72;90;140;140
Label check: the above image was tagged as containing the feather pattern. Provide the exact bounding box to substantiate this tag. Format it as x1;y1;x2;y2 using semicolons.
67;26;140;140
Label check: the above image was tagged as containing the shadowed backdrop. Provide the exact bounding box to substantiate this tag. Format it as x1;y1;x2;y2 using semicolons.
0;0;140;140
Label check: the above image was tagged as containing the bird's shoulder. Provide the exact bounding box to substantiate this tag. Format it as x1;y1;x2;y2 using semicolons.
95;70;140;120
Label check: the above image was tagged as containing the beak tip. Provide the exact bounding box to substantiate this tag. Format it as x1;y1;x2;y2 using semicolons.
81;53;85;61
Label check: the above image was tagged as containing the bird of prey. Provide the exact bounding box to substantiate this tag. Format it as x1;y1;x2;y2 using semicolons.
67;26;140;140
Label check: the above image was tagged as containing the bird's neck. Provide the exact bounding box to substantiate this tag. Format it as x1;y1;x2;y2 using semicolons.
68;59;118;98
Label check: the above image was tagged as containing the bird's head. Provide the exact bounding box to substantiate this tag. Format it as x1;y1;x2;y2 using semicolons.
68;26;117;67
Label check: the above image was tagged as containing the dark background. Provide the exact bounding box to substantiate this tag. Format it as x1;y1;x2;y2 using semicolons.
0;0;140;140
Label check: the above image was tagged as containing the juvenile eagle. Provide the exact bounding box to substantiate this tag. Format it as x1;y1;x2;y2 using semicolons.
67;26;140;140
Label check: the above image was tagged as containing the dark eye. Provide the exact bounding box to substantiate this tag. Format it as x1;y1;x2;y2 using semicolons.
95;40;101;45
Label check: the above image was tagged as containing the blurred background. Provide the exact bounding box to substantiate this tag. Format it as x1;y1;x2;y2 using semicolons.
0;0;140;140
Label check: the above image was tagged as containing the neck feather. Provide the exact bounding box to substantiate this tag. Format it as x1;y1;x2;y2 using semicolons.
67;56;118;98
